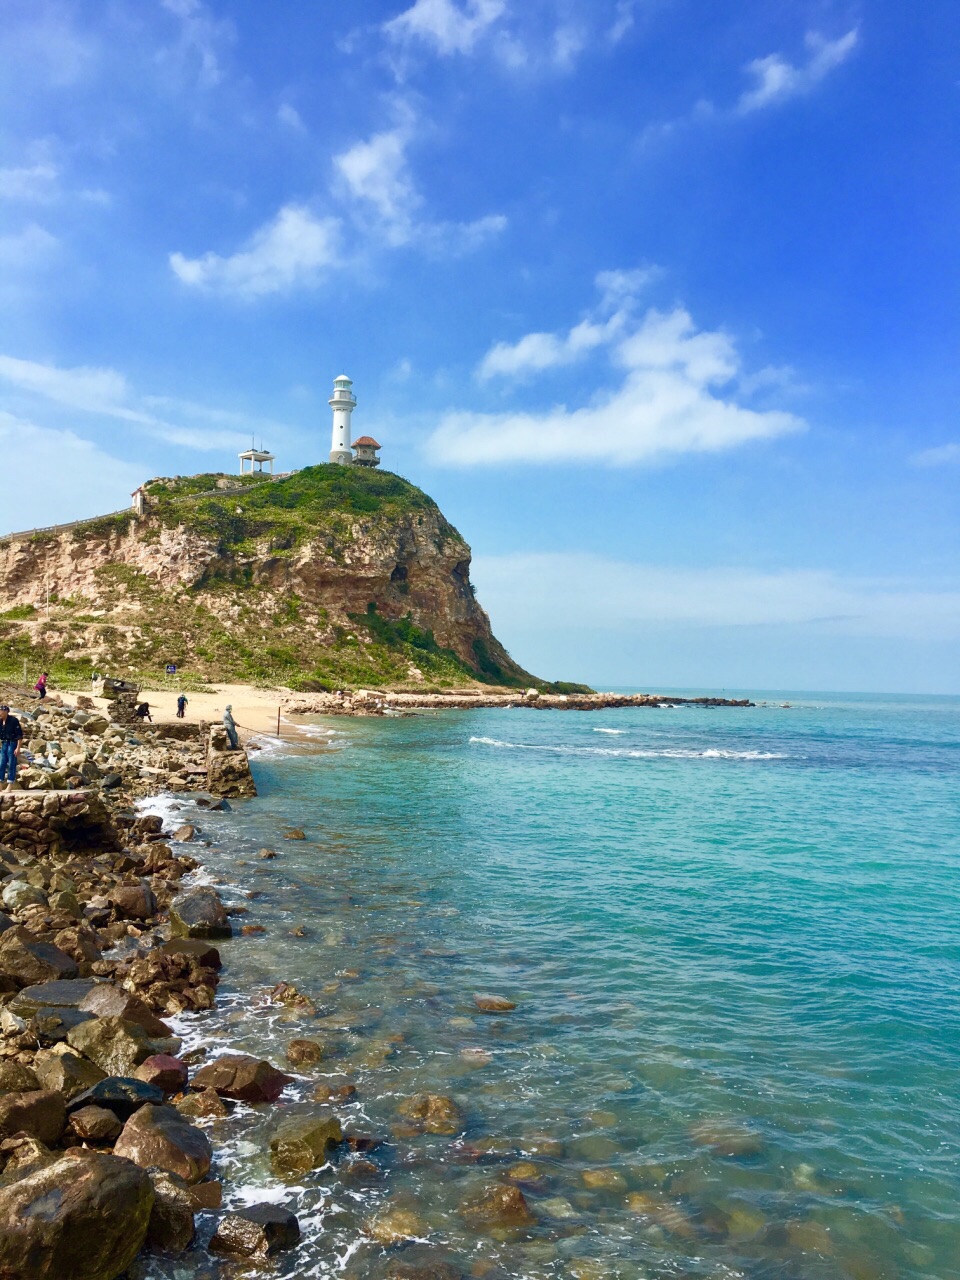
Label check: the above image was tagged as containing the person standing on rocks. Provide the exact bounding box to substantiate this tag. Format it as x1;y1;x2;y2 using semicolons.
223;704;239;749
177;693;188;719
0;705;23;783
34;671;48;699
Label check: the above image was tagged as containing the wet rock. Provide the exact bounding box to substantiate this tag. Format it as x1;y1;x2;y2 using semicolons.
66;1016;156;1076
169;887;232;940
505;1161;543;1185
67;1076;165;1121
625;1191;696;1238
9;978;97;1018
78;984;173;1038
283;829;306;841
286;1038;325;1066
582;1168;628;1191
113;1103;212;1184
340;1156;382;1184
159;937;222;968
367;1204;429;1245
146;1168;195;1254
174;1087;229;1120
269;1112;343;1177
171;825;196;842
188;1178;222;1210
70;1105;122;1143
690;1119;765;1158
32;1050;106;1100
0;1090;66;1145
191;1053;292;1103
109;881;157;921
473;994;517;1013
209;1202;300;1258
459;1183;535;1228
240;923;265;935
0;929;79;987
0;1060;40;1094
396;1093;463;1136
312;1081;357;1104
258;848;276;859
537;1197;579;1221
0;1150;153;1280
135;1054;188;1094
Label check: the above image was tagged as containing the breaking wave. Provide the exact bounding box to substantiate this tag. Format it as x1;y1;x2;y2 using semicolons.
469;736;786;760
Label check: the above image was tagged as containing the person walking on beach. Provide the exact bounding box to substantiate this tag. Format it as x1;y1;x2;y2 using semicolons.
34;672;48;700
222;705;239;749
176;693;188;719
0;706;23;784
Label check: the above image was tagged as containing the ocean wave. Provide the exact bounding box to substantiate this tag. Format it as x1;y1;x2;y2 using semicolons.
469;736;786;760
594;728;626;734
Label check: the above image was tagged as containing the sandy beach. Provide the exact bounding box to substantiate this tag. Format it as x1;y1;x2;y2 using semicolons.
65;682;289;739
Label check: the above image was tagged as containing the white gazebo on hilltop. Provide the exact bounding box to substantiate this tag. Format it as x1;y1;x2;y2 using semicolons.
238;445;275;475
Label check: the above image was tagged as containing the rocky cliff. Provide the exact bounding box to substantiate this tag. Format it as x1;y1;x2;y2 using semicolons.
0;466;538;690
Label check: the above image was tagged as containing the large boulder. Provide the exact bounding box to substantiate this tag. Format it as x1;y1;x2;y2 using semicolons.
9;979;96;1019
109;882;157;922
0;1061;40;1094
191;1054;292;1103
0;1150;153;1280
0;930;79;989
66;1017;158;1077
169;888;232;940
2;881;46;911
69;1105;122;1144
206;728;257;799
159;937;222;968
135;1054;188;1094
209;1203;300;1259
32;1050;106;1101
78;984;173;1038
0;1091;66;1146
67;1077;164;1122
269;1113;343;1177
145;1168;195;1254
113;1104;212;1184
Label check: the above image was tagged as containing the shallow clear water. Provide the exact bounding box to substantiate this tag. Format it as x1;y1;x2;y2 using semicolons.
138;693;960;1280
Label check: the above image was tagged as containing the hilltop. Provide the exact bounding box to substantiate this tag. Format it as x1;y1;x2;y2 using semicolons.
0;465;581;693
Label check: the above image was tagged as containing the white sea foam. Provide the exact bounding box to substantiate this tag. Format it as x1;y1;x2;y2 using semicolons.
469;736;786;760
594;727;626;734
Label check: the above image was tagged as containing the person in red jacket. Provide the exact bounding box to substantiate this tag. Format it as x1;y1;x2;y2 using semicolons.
34;672;48;700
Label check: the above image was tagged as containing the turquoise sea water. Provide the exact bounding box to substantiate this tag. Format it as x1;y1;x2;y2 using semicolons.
140;693;960;1280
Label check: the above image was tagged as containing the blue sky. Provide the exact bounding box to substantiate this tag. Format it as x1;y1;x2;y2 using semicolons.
2;0;958;693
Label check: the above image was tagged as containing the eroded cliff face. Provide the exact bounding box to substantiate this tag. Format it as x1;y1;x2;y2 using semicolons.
0;475;529;688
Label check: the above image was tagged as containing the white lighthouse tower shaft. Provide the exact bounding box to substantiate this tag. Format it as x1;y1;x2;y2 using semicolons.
329;375;356;465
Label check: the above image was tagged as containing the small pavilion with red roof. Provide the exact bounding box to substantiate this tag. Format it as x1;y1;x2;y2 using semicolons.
351;435;381;468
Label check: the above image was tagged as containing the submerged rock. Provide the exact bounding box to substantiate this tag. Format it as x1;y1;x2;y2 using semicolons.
113;1103;212;1184
690;1118;765;1158
367;1204;429;1245
396;1093;464;1136
269;1112;343;1177
190;1053;292;1103
0;1150;154;1280
459;1183;534;1228
473;993;517;1013
209;1202;300;1258
286;1038;325;1066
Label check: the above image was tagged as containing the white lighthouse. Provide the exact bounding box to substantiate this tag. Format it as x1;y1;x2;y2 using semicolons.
329;374;356;466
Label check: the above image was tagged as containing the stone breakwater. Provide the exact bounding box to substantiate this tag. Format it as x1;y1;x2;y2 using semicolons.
286;689;755;717
0;691;283;1278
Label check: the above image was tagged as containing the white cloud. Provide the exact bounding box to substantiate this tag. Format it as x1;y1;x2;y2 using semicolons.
0;224;59;268
159;0;234;89
473;552;960;642
0;164;59;203
737;29;859;114
384;0;506;56
431;281;802;466
170;205;343;298
608;1;635;44
0;412;145;532
478;268;654;380
0;353;262;452
912;442;960;467
278;103;306;132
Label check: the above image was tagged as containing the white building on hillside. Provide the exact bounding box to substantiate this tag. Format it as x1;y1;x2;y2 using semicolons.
329;374;357;465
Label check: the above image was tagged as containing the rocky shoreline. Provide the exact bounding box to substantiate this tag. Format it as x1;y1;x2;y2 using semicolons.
285;688;755;717
0;687;317;1275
